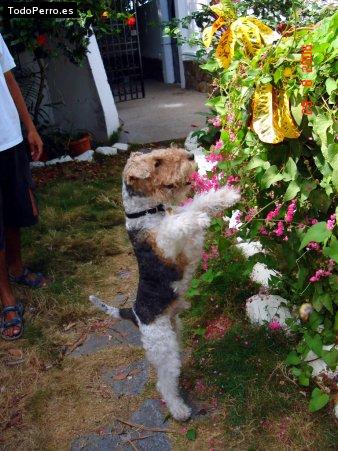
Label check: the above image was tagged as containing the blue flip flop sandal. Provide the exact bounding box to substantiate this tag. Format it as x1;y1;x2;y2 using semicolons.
1;303;25;341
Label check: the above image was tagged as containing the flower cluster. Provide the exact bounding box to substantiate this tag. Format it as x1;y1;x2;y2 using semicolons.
268;319;282;331
265;203;281;222
327;213;336;231
190;172;220;192
244;207;257;222
206;152;224;163
214;139;224;150
208;116;222;127
227;175;240;185
285;200;297;223
309;259;335;283
306;241;321;251
201;245;219;271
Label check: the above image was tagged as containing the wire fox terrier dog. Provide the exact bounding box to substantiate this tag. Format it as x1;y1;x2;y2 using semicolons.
90;147;240;421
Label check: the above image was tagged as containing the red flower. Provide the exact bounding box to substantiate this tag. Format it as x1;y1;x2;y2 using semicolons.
36;34;47;46
126;16;136;27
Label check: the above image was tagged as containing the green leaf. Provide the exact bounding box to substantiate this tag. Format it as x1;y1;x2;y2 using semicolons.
304;333;323;357
334;312;338;332
283;157;298;182
286;351;301;365
260;166;284;189
323;236;338;264
322;348;338;370
299;373;310;386
311;113;333;158
299;222;332;250
284;180;300;201
309;388;330;412
186;428;197;441
291;103;303;126
247;157;270;171
325;77;337;95
202;270;215;283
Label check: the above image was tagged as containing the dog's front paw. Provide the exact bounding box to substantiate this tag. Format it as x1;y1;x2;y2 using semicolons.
169;400;192;422
196;212;211;229
219;186;241;207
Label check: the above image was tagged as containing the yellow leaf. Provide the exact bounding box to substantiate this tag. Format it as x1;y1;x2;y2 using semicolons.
202;18;225;47
202;26;214;48
231;18;262;57
210;2;237;21
215;28;235;70
246;17;280;45
278;90;301;139
252;84;284;144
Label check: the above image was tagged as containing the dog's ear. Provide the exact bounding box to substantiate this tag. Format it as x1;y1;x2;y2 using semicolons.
124;153;152;183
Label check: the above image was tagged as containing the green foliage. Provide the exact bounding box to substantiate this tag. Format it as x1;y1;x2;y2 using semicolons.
179;1;337;414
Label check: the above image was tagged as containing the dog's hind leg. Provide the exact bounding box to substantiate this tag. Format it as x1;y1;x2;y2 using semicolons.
139;315;191;421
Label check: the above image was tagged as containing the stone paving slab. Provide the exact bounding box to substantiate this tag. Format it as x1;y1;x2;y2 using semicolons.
71;321;142;357
102;359;149;395
71;400;172;451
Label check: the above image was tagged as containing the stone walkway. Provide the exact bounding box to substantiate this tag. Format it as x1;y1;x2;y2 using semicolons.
70;320;173;450
117;80;208;144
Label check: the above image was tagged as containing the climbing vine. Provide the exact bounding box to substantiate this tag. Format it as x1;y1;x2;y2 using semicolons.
181;0;337;412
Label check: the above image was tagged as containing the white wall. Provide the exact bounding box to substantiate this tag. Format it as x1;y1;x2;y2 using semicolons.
46;33;119;142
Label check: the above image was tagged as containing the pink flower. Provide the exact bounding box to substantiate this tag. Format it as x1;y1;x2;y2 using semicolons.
285;200;297;223
227;175;240;185
309;218;318;225
306;241;321;251
226;113;234;123
235;211;243;224
309;261;334;282
206;152;223;163
327;213;336;231
229;131;236;142
224;227;237;237
190;172;220;192
245;208;257;222
274;221;284;237
268;320;282;331
259;226;269;236
214;139;224;150
201;246;219;271
194;379;207;394
208;116;222;127
266;203;281;222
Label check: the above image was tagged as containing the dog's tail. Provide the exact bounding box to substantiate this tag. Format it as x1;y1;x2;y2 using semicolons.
89;295;138;326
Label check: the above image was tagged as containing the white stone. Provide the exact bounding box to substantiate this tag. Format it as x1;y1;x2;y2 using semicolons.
95;146;118;156
246;294;291;328
305;345;338;379
30;161;45;168
112;142;129;152
74;150;94;162
45;155;73;166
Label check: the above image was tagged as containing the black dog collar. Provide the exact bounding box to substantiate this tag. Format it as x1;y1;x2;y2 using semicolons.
125;204;165;219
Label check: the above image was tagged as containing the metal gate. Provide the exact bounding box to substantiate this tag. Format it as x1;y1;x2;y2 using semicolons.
98;0;145;102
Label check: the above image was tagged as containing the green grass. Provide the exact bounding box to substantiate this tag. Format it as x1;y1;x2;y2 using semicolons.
182;242;337;449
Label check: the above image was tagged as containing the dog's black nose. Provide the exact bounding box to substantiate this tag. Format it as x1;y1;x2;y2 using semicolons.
188;153;195;161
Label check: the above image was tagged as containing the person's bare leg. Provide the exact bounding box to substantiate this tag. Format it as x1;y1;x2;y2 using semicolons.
5;227;23;277
0;249;20;337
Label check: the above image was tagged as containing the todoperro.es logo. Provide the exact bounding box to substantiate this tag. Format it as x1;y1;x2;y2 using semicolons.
3;2;78;18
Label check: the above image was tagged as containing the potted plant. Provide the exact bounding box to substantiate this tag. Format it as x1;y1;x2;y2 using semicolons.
68;131;92;157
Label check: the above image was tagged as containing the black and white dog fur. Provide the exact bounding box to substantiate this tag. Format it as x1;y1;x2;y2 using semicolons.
89;147;240;421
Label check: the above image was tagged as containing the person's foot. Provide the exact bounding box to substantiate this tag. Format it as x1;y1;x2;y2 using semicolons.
1;303;24;340
9;267;48;288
